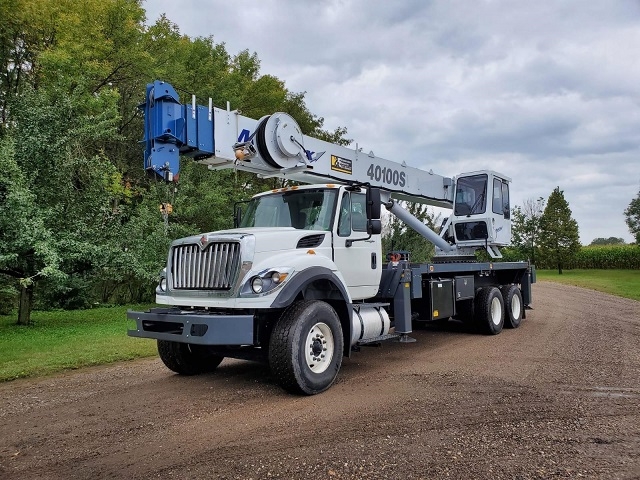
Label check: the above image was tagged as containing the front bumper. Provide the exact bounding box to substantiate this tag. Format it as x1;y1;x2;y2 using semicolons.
127;308;255;345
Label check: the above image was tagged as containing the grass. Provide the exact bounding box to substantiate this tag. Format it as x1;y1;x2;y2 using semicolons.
536;269;640;301
0;305;157;382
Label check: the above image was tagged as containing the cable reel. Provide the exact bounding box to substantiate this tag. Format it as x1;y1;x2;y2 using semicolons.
254;113;307;170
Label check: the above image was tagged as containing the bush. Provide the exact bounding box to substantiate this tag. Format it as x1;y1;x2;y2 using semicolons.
34;276;95;311
497;247;532;263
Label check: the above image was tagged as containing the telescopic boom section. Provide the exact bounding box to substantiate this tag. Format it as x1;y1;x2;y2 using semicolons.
385;200;455;252
141;81;454;208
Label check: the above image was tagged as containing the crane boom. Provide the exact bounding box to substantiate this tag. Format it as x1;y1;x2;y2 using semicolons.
142;80;514;257
143;81;453;208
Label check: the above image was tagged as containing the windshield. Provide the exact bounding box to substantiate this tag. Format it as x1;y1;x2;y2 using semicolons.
239;189;339;231
454;174;487;216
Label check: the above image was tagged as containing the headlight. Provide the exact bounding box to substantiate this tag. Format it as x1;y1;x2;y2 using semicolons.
156;268;168;294
251;276;264;293
272;271;289;283
241;267;294;296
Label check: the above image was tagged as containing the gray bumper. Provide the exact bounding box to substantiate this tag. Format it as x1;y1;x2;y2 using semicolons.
127;308;254;345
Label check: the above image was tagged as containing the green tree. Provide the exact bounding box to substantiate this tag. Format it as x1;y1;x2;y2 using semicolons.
0;0;57;129
539;187;580;274
1;0;149;136
1;0;351;316
510;197;545;263
589;237;626;246
36;0;151;178
88;180;194;305
0;137;62;323
0;84;123;323
625;190;640;245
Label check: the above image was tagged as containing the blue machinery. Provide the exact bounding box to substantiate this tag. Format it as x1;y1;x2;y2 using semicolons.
142;81;215;181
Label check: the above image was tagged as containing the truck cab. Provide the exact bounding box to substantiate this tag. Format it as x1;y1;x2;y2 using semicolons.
155;184;382;311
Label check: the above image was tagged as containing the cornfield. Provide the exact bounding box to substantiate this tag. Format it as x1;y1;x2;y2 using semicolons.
567;245;640;270
498;245;640;269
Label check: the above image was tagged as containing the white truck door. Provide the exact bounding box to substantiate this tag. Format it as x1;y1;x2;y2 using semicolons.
332;191;382;300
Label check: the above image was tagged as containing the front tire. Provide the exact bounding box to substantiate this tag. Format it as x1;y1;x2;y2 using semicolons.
157;340;224;375
269;300;344;395
474;287;504;335
501;285;523;328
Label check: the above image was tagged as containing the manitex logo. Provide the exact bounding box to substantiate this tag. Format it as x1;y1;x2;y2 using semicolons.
309;151;325;163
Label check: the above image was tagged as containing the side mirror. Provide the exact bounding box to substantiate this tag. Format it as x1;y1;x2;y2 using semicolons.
366;187;381;220
368;219;382;235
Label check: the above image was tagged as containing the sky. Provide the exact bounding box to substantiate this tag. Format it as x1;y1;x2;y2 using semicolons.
144;0;640;244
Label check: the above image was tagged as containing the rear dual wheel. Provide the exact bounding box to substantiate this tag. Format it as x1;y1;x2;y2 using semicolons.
474;285;524;334
474;287;505;335
501;284;524;328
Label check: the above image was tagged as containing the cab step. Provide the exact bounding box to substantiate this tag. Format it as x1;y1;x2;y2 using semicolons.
357;333;401;345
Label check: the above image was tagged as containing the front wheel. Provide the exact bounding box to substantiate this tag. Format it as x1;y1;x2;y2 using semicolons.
269;300;344;395
157;340;224;375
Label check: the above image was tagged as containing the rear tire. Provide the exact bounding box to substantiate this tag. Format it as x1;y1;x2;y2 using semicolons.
269;300;344;395
157;340;224;375
501;285;523;328
474;287;504;335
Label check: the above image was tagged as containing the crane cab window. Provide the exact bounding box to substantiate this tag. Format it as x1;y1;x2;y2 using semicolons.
502;181;510;219
454;174;487;216
338;192;367;237
492;178;510;218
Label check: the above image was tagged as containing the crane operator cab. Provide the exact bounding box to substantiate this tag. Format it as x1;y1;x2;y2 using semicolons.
445;171;512;258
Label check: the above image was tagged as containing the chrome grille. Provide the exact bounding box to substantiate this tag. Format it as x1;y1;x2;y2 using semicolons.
171;242;240;290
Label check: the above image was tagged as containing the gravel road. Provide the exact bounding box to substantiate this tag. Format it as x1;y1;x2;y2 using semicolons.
1;282;639;479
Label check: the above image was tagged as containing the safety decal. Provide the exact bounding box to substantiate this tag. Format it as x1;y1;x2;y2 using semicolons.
331;155;352;175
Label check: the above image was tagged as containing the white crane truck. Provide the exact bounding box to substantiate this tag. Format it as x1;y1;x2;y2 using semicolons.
127;81;535;395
